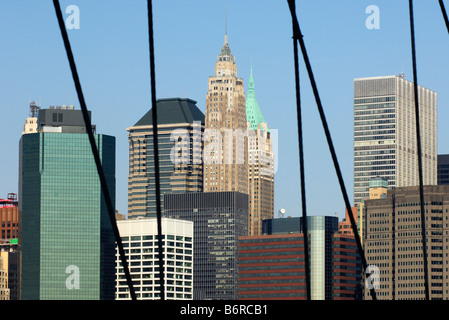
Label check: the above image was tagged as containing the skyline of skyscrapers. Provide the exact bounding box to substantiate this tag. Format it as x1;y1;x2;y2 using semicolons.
5;5;447;301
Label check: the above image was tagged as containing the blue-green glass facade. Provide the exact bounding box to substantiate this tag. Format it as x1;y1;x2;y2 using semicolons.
19;132;115;300
301;216;338;300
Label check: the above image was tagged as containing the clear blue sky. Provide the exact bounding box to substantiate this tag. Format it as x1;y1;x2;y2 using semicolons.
1;1;448;220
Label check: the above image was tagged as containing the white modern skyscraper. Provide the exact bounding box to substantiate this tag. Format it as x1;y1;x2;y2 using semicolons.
353;75;437;204
115;217;193;300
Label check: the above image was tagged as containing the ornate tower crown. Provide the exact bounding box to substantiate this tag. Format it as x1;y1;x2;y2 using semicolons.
246;66;267;131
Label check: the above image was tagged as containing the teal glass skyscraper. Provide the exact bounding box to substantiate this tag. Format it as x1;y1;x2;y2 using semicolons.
19;106;116;300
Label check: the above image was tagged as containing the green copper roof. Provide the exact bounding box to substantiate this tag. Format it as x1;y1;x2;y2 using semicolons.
246;67;268;131
134;98;205;126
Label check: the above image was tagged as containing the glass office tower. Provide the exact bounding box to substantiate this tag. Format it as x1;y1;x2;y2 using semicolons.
19;107;116;300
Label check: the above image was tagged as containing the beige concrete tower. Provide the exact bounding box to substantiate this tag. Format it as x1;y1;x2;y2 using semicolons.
203;33;248;194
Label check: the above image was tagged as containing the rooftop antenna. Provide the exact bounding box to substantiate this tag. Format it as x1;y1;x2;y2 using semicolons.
224;0;228;45
29;101;40;118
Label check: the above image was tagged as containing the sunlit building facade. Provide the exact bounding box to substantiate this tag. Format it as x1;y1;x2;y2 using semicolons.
353;75;437;204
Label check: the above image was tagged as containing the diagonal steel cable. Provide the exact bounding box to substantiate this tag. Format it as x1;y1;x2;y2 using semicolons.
52;0;136;300
146;0;165;301
288;0;311;301
408;0;430;300
438;0;449;35
286;0;376;300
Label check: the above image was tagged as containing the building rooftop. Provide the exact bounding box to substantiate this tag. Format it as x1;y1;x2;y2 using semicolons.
133;98;205;127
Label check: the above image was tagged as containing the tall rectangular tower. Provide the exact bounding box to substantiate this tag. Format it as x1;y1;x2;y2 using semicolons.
19;107;116;300
204;35;248;195
353;75;437;204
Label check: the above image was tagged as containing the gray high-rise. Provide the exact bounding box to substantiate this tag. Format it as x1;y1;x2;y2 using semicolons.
353;75;437;204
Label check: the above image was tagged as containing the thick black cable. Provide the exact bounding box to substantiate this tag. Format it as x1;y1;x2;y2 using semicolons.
288;0;311;301
408;0;430;300
52;0;136;300
286;0;377;300
147;0;165;300
438;0;449;35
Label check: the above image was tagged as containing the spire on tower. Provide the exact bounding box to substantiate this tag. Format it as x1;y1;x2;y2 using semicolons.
225;0;227;39
246;66;267;131
221;0;230;55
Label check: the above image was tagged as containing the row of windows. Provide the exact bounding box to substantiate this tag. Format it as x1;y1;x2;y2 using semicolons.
354;96;396;104
354;114;395;121
354;108;395;117
354;135;396;142
354;130;396;137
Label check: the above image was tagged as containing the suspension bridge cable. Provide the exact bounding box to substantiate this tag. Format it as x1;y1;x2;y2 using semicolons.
147;0;165;300
408;0;430;300
52;0;136;300
438;0;449;35
286;0;377;300
288;0;311;301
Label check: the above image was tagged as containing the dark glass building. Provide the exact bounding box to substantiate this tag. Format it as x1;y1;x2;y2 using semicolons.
438;154;449;185
19;106;116;300
262;216;301;235
163;191;248;300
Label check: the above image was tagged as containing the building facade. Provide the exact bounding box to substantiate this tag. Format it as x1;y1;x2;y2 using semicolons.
303;216;339;300
115;217;193;300
240;216;360;300
127;98;204;219
0;194;18;245
246;67;274;236
364;185;449;300
332;233;362;300
203;33;248;195
19;107;116;300
353;75;437;204
262;216;301;235
238;233;307;300
164;191;248;300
